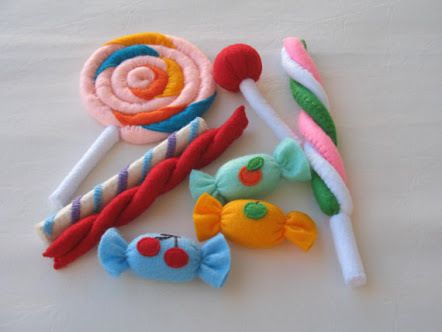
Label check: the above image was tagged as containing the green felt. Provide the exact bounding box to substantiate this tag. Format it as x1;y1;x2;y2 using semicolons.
244;202;268;220
247;156;264;171
311;171;340;216
289;79;337;145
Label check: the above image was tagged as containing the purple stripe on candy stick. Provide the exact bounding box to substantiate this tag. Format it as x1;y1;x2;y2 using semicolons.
71;196;82;223
117;165;129;193
165;133;177;158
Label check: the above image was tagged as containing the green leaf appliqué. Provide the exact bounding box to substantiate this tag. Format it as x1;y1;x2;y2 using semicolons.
246;156;264;171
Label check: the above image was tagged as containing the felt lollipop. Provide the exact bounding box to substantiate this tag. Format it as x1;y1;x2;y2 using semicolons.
281;37;366;286
49;32;216;209
213;44;299;142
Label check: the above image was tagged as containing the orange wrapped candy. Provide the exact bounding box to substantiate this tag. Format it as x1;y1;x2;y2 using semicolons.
193;193;317;251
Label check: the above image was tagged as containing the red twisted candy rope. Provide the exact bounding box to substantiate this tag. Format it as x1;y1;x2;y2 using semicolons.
43;106;248;269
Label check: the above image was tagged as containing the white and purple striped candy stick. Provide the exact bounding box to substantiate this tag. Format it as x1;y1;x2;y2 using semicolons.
36;117;208;243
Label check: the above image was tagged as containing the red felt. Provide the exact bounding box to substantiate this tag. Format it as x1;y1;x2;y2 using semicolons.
213;44;262;92
137;237;161;257
164;248;189;268
43;106;248;269
238;167;262;186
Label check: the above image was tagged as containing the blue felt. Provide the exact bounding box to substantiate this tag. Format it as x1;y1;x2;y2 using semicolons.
189;138;311;202
98;228;129;276
42;215;55;236
98;228;230;287
198;234;231;288
142;93;216;133
95;45;159;78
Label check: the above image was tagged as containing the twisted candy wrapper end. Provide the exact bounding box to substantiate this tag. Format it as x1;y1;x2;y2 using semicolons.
273;138;311;181
198;234;231;288
189;170;226;203
284;211;317;251
193;193;223;241
98;228;129;277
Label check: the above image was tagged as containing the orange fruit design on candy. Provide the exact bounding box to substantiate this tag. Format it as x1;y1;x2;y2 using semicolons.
238;156;264;186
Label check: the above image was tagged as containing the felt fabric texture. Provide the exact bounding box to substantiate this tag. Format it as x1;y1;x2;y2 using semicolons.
48;125;120;211
214;44;300;142
239;79;300;142
193;193;317;251
329;213;367;287
98;229;230;288
282;37;366;286
43;107;248;269
189;138;310;203
213;43;262;92
38;118;208;243
80;32;216;144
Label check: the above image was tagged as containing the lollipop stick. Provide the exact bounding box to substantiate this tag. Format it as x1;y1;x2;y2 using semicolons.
239;79;299;142
48;125;120;210
214;44;300;143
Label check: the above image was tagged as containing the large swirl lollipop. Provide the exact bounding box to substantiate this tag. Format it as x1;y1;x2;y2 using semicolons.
49;32;216;209
281;37;366;286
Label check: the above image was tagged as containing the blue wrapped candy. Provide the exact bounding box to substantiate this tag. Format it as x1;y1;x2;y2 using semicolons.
189;138;311;203
98;228;230;288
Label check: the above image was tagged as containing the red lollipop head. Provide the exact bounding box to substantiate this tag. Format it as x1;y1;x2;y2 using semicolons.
213;44;262;92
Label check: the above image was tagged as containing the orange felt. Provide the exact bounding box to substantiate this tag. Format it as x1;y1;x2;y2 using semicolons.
193;193;318;250
112;104;185;126
284;211;317;251
193;193;223;241
129;66;169;100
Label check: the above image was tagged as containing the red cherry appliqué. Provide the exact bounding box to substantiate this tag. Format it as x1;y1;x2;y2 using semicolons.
164;248;189;268
137;237;161;257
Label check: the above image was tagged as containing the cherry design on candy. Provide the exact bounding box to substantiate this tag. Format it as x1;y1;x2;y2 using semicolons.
137;237;161;256
163;235;189;268
136;234;189;268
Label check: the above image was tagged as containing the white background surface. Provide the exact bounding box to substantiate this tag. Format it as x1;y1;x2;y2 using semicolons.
1;0;441;331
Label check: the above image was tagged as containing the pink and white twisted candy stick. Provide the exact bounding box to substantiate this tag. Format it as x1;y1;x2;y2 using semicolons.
281;37;367;287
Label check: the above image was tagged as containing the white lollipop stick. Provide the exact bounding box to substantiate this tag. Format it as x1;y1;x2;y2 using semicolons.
239;79;299;142
48;125;120;211
213;44;301;143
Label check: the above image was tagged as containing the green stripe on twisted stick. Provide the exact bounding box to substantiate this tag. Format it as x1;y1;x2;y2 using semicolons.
289;79;340;216
289;79;337;145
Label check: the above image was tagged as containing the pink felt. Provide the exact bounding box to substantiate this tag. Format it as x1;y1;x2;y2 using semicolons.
283;37;322;84
79;36;216;143
79;45;122;127
299;111;347;182
110;56;169;104
169;37;216;100
127;67;155;89
120;125;169;144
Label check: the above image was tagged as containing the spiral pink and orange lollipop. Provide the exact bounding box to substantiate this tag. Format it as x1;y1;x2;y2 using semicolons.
49;32;216;209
